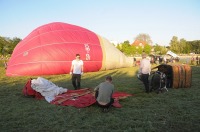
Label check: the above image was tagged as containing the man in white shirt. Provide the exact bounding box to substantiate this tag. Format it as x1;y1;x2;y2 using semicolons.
139;53;151;93
70;54;84;89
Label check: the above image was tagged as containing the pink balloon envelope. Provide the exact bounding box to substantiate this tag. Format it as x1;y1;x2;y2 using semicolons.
6;22;132;76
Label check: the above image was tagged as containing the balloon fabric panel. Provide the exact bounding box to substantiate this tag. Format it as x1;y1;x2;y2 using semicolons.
6;22;103;76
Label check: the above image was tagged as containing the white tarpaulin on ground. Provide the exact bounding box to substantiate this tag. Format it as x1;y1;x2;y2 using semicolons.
31;77;67;102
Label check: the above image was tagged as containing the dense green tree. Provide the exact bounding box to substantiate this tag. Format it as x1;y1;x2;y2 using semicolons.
154;44;161;54
0;37;5;54
120;41;132;55
8;37;21;54
0;36;21;55
187;40;200;54
137;46;143;54
0;36;9;55
180;38;190;54
169;36;199;54
116;40;138;56
170;36;180;53
130;45;137;55
153;44;167;55
143;44;151;54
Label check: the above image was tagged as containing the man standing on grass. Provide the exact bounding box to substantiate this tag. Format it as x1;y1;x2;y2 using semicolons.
139;53;151;93
94;76;114;112
70;54;84;90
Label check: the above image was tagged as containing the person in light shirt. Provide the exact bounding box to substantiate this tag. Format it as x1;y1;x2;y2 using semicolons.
94;76;114;112
139;53;151;93
70;54;84;89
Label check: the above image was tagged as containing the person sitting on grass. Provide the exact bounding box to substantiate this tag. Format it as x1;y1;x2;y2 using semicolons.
94;76;114;112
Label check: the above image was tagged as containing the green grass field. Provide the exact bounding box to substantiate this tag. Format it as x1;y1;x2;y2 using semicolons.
0;61;199;131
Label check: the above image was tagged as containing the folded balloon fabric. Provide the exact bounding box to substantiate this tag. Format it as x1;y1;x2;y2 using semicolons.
23;77;133;108
51;88;133;108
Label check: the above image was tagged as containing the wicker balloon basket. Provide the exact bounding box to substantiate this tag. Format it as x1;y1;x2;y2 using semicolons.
152;64;192;88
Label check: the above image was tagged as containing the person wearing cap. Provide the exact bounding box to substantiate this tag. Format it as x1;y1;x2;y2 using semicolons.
70;54;84;90
139;53;151;93
94;76;114;112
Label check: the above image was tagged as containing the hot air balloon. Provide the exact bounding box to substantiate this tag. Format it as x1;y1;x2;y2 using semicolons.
6;22;132;76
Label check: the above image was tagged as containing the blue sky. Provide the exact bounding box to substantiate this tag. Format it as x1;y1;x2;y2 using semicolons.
0;0;200;46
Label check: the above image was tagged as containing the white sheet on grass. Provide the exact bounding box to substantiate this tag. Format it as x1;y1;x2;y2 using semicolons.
31;77;67;102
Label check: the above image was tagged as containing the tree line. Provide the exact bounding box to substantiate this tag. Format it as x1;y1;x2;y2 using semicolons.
170;36;200;54
0;36;21;57
116;34;200;56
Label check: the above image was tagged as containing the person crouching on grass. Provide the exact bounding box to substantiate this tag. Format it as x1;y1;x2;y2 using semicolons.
94;76;114;112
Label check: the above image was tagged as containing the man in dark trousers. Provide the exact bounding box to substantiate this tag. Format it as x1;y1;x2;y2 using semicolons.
139;53;151;93
70;54;84;89
94;76;114;112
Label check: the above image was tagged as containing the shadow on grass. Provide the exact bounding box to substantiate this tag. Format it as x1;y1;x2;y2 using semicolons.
0;64;200;131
